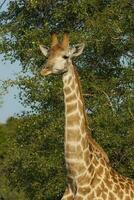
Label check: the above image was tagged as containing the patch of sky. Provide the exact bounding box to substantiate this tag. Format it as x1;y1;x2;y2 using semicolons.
0;53;30;123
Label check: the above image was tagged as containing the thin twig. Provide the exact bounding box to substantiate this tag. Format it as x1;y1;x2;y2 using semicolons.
0;0;7;9
83;90;115;114
101;90;115;114
128;107;134;120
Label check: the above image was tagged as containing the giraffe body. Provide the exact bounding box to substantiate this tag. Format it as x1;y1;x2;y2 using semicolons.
39;33;134;200
62;64;134;200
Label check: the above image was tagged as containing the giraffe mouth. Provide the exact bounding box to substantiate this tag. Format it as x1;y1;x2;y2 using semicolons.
53;68;68;75
40;68;52;76
41;67;68;76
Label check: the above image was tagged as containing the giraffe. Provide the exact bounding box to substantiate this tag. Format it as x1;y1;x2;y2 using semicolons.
39;33;134;200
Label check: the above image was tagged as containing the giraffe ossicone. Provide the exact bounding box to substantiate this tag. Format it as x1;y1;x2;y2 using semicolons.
40;33;134;200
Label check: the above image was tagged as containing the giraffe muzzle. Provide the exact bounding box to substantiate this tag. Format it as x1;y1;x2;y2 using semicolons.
40;67;52;76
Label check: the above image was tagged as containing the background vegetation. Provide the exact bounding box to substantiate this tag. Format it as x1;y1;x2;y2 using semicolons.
0;0;134;199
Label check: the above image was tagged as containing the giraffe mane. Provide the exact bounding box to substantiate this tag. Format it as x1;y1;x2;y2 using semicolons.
73;66;109;163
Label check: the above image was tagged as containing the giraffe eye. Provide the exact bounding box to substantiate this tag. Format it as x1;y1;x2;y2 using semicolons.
63;55;69;59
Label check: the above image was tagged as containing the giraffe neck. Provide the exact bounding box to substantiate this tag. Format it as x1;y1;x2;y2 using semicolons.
62;64;113;196
62;64;109;177
63;64;88;132
63;64;91;175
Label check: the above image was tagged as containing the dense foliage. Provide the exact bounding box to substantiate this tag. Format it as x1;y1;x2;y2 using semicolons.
0;0;134;199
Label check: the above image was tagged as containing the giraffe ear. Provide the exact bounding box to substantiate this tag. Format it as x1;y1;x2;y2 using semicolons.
70;43;85;57
39;45;49;57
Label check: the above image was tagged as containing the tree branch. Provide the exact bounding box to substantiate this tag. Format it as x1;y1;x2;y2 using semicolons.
101;90;115;114
0;0;7;9
128;107;134;120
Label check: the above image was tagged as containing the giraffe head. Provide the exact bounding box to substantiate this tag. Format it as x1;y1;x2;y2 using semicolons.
39;33;85;76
